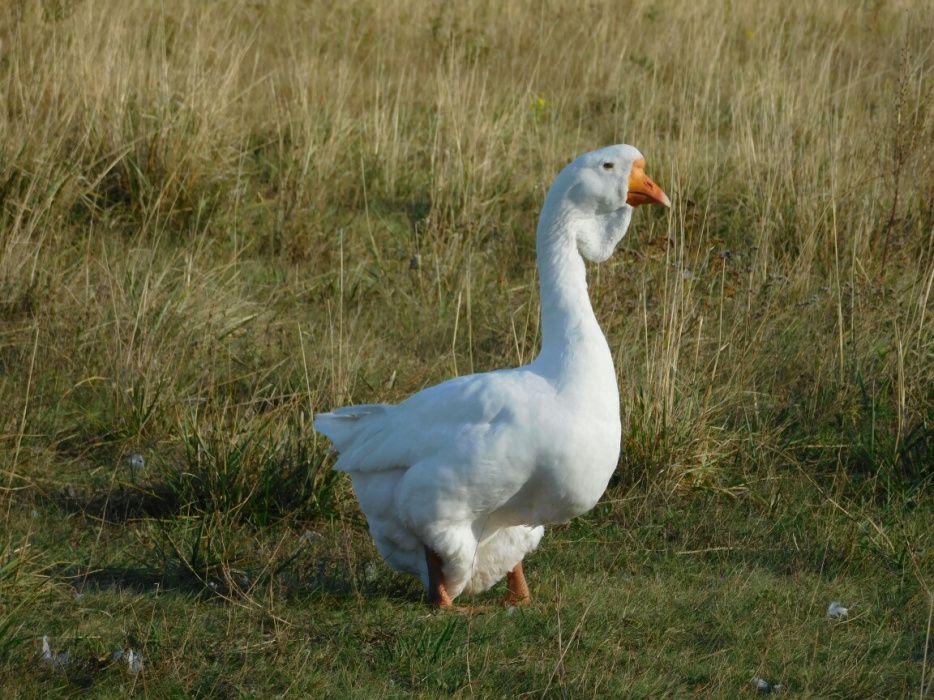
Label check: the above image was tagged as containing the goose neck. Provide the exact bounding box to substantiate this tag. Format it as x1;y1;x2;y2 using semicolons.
534;205;605;369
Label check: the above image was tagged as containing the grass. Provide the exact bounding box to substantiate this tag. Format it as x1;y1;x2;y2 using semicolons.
0;0;932;696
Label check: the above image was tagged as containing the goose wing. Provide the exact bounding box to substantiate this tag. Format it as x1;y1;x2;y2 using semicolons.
314;369;554;474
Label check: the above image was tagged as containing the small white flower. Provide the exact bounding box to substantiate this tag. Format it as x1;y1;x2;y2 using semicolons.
126;453;145;470
752;676;771;692
752;676;785;693
39;636;71;669
827;601;849;619
300;530;320;545
127;649;143;673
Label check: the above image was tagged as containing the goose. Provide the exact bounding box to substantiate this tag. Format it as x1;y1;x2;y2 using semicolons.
315;145;669;608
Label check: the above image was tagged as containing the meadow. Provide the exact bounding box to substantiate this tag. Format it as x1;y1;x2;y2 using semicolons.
1;0;932;696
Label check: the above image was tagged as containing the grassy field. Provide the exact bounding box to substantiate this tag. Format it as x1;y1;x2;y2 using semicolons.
1;0;933;696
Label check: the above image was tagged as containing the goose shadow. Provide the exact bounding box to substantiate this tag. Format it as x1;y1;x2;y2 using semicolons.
51;481;181;523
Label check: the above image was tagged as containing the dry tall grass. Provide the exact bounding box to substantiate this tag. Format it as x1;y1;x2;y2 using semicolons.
2;0;931;495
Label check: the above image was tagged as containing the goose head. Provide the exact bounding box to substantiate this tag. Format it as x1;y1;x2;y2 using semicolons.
541;144;670;262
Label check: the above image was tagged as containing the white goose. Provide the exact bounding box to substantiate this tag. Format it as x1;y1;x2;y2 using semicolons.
315;145;669;607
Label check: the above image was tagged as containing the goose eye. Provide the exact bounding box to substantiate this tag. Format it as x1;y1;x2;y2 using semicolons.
602;162;614;171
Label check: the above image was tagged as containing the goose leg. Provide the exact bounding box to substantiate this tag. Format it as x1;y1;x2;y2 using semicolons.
425;547;454;608
504;561;531;606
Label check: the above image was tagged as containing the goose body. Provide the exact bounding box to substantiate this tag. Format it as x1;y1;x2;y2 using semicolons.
315;145;669;604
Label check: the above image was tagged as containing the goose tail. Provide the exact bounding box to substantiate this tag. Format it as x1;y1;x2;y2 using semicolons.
314;404;392;472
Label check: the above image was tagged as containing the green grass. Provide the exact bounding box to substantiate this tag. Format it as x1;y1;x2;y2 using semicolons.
1;485;930;696
1;0;933;696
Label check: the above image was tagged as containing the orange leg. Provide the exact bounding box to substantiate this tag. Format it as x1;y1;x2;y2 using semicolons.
425;547;454;608
504;561;531;607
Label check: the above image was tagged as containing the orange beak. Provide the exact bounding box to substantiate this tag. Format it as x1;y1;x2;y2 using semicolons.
627;159;671;208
